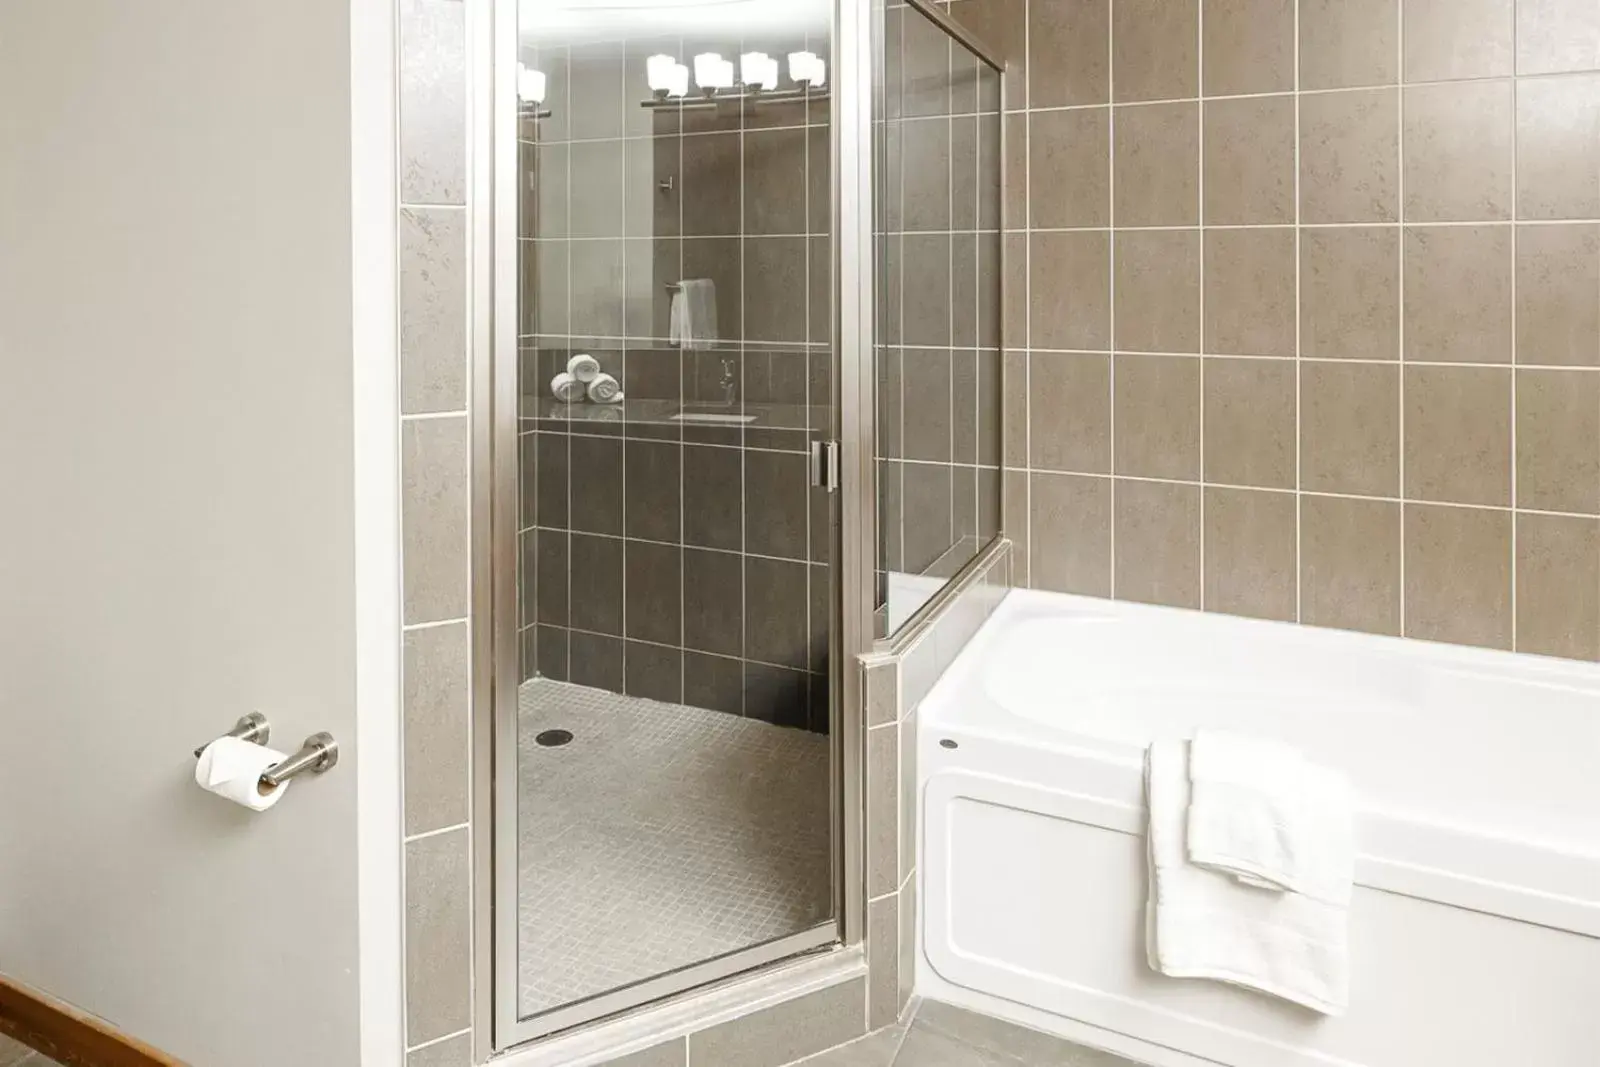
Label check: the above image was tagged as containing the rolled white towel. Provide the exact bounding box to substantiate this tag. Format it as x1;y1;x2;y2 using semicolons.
550;371;584;403
567;353;601;383
587;372;623;404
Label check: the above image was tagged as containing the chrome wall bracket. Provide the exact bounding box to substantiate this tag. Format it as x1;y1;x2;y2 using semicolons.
193;712;270;759
261;732;339;788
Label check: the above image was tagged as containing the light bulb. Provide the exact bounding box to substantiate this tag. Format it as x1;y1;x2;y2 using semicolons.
517;65;547;105
693;52;732;92
666;62;690;98
787;51;818;86
741;51;778;91
646;54;677;95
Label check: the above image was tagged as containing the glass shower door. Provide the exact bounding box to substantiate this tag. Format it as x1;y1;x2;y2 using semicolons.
493;0;841;1045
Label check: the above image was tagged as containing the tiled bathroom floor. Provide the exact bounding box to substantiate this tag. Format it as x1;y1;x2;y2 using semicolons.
800;999;1145;1067
0;1034;57;1067
516;679;833;1017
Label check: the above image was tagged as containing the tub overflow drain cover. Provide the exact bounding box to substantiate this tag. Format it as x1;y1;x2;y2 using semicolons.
536;729;574;747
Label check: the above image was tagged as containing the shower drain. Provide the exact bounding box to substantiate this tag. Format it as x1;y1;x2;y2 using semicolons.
535;729;574;747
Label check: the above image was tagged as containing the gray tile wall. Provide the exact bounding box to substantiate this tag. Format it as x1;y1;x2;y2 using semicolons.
517;37;837;729
953;0;1600;660
399;0;474;1061
875;2;1005;623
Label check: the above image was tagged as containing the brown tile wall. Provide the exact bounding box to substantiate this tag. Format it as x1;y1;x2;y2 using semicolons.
958;0;1600;658
518;35;836;728
875;1;1006;630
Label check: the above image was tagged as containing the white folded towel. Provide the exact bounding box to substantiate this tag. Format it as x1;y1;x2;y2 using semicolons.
669;279;717;350
1188;729;1354;904
550;371;584;403
586;372;622;404
567;353;600;383
1146;739;1351;1016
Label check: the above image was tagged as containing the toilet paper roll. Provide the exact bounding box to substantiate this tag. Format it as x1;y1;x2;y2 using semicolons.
567;353;601;383
194;736;292;812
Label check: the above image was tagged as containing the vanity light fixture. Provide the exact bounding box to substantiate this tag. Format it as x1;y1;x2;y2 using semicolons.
665;61;689;98
787;50;825;88
693;52;734;94
646;53;677;96
647;54;691;98
740;51;779;91
517;64;547;105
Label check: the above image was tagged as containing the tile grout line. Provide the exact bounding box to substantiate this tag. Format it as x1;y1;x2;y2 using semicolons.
738;66;749;719
1293;0;1303;625
980;471;1600;520
404;821;469;845
1021;0;1032;590
404;1026;472;1055
1397;0;1407;641
400;409;470;421
1107;0;1118;600
994;218;1600;232
1002;68;1597;115
1509;11;1521;653
403;616;470;632
619;46;634;697
564;59;576;684
1196;0;1206;611
947;35;957;567
879;342;1600;368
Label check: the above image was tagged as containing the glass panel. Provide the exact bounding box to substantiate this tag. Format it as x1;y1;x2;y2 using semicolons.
874;4;1003;638
512;0;837;1032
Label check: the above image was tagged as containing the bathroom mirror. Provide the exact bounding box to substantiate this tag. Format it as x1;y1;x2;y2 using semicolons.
873;0;1003;639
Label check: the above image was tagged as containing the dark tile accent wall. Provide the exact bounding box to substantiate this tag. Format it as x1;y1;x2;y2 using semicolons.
960;0;1600;659
875;1;1004;635
518;33;836;729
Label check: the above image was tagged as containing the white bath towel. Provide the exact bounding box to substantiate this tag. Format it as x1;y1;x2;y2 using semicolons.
550;371;584;403
1146;739;1350;1015
586;372;623;404
566;353;601;383
669;279;718;350
1187;730;1354;905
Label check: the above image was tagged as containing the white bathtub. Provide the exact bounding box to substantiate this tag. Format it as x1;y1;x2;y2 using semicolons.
916;589;1600;1067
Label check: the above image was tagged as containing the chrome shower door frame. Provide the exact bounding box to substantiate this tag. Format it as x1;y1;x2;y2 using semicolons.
475;0;877;1050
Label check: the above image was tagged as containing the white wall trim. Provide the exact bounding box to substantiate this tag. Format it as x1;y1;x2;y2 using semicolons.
351;0;405;1060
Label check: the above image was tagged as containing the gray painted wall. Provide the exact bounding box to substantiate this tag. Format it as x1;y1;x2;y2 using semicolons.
0;2;365;1064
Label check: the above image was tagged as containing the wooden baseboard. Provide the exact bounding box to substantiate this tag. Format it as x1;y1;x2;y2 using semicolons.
0;976;183;1067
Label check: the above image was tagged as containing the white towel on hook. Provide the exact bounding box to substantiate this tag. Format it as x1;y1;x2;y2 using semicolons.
1146;739;1351;1016
669;278;717;350
1187;730;1354;904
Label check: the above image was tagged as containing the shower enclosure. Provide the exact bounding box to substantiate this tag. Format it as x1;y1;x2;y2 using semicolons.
481;0;1002;1051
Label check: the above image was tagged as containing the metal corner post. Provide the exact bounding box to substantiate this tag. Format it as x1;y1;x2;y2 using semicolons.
835;0;878;949
473;0;521;1055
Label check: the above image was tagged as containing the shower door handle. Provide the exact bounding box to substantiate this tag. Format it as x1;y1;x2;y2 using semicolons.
810;439;839;493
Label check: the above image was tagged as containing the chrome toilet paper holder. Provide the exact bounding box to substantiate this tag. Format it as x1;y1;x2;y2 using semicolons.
194;714;339;787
